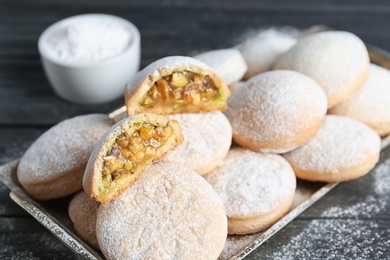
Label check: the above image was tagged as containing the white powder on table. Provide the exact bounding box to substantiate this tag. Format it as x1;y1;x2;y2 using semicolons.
43;17;132;61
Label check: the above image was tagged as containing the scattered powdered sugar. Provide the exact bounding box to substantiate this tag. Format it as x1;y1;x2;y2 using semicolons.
284;115;381;175
329;64;390;136
237;28;297;78
162;111;232;175
44;17;132;61
204;148;296;217
17;114;114;183
229;151;390;259
219;233;261;260
96;162;227;260
193;48;248;85
274;31;369;97
322;157;390;219
262;220;389;259
225;70;327;153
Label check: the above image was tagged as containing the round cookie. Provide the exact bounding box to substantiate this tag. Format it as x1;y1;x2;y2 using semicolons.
225;70;327;153
194;48;248;85
329;64;390;136
204;148;296;235
274;31;370;108
96;162;227;260
68;192;100;250
17;114;114;200
162;111;232;175
283;115;381;182
237;29;297;79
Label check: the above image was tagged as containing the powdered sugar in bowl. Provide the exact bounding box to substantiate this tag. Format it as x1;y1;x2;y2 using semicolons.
38;14;140;104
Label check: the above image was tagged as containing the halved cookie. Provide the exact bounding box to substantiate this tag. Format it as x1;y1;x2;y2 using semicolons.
124;56;231;115
83;113;183;205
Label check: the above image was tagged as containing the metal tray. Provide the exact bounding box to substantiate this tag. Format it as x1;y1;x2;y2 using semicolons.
1;30;390;260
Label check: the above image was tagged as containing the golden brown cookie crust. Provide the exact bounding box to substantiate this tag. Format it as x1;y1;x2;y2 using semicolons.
124;56;231;116
83;113;183;205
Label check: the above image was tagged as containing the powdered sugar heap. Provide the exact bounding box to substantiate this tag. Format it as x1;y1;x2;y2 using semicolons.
204;148;296;217
225;70;327;153
162;111;232;175
96;162;227;260
274;31;369;97
17;114;114;183
329;64;390;136
284;115;381;175
44;17;132;61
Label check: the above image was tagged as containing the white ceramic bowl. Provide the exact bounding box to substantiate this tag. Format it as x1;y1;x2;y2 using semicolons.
38;14;141;104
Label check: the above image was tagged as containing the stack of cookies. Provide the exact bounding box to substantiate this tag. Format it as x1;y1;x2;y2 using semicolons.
16;27;389;259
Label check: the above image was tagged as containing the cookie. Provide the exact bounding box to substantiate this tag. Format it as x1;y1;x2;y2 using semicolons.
162;111;232;175
68;192;99;250
96;162;227;259
283;115;381;182
329;64;390;136
124;56;231;115
17;114;114;200
204;148;296;235
237;29;296;79
225;70;327;153
194;48;247;85
83;113;183;205
274;31;370;108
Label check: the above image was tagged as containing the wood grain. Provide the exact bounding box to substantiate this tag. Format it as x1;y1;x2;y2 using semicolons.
1;0;390;258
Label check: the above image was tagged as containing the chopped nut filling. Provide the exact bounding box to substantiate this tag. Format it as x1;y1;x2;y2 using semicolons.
101;123;173;189
140;71;221;109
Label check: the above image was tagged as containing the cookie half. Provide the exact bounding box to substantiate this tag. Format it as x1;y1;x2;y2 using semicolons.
83;113;183;205
124;56;231;115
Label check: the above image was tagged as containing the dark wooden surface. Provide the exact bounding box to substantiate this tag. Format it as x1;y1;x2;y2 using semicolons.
1;1;390;259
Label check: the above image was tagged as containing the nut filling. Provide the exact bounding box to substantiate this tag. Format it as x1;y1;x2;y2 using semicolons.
140;71;222;109
101;123;173;191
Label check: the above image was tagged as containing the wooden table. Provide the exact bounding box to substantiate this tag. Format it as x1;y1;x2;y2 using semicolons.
1;1;390;259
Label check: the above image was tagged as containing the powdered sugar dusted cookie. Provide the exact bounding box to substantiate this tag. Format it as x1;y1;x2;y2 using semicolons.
225;70;327;153
329;64;390;136
274;31;369;108
162;111;232;175
124;56;231;115
68;192;99;250
83;113;183;205
17;114;114;200
96;162;227;260
237;29;296;79
194;48;247;85
204;148;296;235
283;115;381;182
